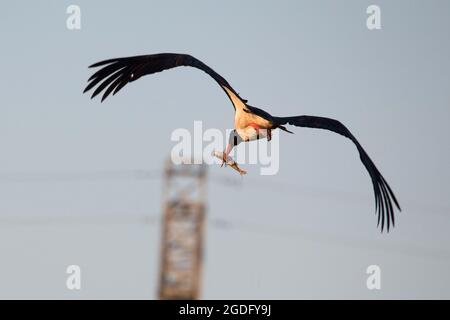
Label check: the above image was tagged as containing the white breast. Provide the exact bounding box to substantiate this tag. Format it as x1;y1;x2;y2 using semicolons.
236;126;265;142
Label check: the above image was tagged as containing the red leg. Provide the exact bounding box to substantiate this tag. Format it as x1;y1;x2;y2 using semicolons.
221;143;233;167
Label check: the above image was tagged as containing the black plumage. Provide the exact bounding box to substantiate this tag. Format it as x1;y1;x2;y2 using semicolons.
274;115;401;231
84;53;247;105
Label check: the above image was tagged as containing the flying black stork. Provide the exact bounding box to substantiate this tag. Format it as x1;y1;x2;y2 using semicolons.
83;53;401;231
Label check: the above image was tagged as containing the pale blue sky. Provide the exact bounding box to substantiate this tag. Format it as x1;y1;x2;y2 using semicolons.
0;1;449;299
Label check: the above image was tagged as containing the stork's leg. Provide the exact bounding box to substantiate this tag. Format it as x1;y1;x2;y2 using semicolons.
221;143;233;167
220;154;227;167
267;129;272;141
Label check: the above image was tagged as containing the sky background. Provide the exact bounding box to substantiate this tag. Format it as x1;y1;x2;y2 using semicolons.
1;0;450;299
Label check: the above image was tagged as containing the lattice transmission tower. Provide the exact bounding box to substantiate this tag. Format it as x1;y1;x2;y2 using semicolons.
158;159;207;299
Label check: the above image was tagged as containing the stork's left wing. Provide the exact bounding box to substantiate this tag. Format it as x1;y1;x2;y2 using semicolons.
275;115;401;232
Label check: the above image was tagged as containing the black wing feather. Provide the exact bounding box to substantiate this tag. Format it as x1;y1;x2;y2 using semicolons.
84;53;247;107
275;115;401;232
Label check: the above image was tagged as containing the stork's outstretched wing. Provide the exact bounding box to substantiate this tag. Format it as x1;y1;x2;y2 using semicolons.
83;53;248;110
275;115;401;232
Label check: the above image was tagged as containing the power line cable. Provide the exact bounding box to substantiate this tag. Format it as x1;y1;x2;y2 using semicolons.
1;214;449;262
0;169;448;217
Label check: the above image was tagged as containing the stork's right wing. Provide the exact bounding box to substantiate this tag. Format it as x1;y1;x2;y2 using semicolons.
83;53;248;111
